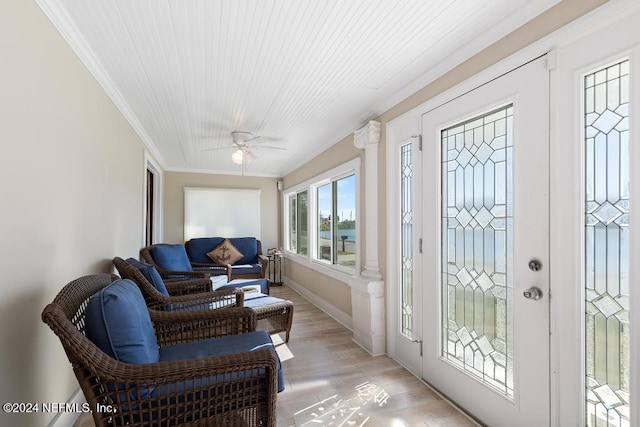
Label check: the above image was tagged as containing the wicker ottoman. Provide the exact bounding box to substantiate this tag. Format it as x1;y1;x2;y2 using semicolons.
243;293;294;342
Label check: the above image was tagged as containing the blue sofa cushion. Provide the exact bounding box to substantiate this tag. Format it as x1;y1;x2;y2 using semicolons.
151;244;193;272
228;237;258;265
85;279;159;364
187;237;224;264
126;258;169;296
158;330;284;392
186;237;259;265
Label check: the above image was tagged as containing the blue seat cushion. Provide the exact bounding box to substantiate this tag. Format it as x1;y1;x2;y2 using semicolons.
151;244;193;272
243;293;286;308
126;258;169;296
220;279;268;294
85;279;159;364
230;263;263;276
158;330;285;392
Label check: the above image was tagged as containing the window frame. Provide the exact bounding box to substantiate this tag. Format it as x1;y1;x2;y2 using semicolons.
287;189;308;255
283;158;361;279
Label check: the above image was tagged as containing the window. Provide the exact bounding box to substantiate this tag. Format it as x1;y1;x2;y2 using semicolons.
284;158;359;275
288;191;308;255
583;59;630;426
317;174;356;267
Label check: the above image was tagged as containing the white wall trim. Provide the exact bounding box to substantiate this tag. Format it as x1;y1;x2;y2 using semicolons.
282;276;353;331
144;151;164;245
47;388;86;427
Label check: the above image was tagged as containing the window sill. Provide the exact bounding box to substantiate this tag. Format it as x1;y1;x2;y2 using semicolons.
284;252;357;283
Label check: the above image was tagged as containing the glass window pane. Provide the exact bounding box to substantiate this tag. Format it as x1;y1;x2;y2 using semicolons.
317;183;332;262
441;104;514;398
335;175;356;267
297;191;308;255
584;59;630;427
401;144;414;337
289;194;297;252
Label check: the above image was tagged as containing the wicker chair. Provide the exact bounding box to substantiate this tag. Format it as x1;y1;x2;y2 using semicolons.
113;257;244;311
140;244;231;281
115;257;294;342
42;274;279;426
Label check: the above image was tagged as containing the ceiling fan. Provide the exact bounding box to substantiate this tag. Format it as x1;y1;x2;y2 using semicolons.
204;131;286;167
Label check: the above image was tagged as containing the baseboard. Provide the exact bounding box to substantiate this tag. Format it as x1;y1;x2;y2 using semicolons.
47;388;85;427
283;276;353;331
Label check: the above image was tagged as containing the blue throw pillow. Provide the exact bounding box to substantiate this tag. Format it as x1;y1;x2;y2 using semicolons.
151;244;193;272
126;258;169;296
85;279;159;364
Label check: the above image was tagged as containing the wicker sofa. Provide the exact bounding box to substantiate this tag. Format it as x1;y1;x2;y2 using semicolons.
185;237;269;280
42;274;283;426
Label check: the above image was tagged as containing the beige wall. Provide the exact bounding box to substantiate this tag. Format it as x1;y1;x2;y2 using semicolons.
282;0;607;321
0;1;149;425
163;171;280;251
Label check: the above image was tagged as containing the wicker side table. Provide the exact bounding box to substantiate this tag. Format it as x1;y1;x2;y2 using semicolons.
244;293;294;342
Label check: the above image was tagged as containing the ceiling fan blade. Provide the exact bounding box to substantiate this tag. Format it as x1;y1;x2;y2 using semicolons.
255;145;287;150
201;146;230;152
251;136;282;144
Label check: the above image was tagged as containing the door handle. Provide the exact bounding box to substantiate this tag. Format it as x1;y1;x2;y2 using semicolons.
523;287;543;300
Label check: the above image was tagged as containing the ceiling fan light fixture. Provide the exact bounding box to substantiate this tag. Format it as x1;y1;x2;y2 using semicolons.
231;149;244;164
244;150;256;164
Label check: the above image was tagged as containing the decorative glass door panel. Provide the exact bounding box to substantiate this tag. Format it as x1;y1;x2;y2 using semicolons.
584;59;630;426
422;56;550;426
441;105;514;397
401;143;414;338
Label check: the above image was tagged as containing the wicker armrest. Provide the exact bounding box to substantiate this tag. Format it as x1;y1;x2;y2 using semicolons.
147;286;244;311
163;277;212;295
150;306;256;347
157;269;210;280
191;262;232;279
258;254;269;267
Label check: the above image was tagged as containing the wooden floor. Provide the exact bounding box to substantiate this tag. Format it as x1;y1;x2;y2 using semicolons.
270;285;476;427
75;285;476;426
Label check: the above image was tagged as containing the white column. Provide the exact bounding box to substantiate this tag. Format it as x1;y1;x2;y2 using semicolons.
350;120;385;355
353;120;382;279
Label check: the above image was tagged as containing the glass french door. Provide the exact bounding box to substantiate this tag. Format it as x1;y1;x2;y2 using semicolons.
421;56;550;426
387;8;639;426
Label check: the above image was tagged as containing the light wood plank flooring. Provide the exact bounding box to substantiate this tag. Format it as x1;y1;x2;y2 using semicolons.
74;285;477;426
270;285;476;427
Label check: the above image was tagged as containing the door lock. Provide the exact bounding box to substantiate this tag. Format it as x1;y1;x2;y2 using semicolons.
528;259;543;272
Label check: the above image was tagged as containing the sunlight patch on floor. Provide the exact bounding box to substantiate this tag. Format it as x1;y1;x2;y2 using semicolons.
272;334;295;361
293;381;391;426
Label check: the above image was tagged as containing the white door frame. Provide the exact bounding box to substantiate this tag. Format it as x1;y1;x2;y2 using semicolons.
385;1;640;424
387;115;423;375
552;10;640;426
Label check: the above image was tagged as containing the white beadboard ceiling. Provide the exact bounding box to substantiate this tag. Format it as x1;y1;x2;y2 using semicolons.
38;0;559;177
